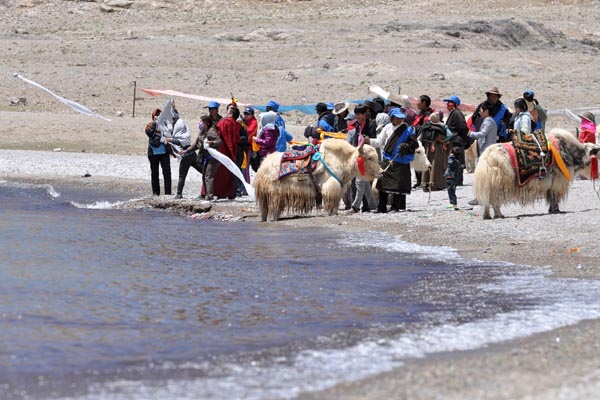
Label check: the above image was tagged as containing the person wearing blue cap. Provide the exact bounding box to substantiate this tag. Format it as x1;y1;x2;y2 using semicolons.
443;95;469;186
266;100;279;112
264;99;292;152
365;107;419;213
205;101;222;124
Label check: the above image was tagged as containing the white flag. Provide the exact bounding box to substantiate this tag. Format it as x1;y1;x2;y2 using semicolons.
155;98;174;136
206;147;255;199
14;73;111;121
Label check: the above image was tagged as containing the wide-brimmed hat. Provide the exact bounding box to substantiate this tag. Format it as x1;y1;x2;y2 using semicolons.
485;86;502;97
579;111;596;124
387;93;410;108
332;101;350;115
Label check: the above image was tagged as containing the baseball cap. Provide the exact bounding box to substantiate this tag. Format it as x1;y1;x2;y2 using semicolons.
206;101;220;109
443;95;461;106
389;108;405;120
243;106;255;115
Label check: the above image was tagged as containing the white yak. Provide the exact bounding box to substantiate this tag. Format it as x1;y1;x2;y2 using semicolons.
473;128;600;219
254;139;383;221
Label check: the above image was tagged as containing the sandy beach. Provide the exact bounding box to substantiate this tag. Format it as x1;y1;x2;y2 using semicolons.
3;0;600;398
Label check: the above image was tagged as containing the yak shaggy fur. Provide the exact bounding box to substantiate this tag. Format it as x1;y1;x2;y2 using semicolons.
473;128;600;220
254;139;382;221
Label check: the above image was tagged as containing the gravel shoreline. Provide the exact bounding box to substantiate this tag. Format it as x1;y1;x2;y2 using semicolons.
3;148;600;399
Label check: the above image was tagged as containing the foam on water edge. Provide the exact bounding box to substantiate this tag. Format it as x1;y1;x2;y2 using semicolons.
0;180;61;198
75;231;600;400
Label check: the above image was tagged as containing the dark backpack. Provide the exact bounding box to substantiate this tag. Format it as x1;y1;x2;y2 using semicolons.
419;122;446;142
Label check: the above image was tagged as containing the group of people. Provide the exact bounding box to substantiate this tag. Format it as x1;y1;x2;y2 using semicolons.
144;86;597;212
144;99;292;200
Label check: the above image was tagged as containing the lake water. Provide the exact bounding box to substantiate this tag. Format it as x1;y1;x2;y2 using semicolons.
2;180;600;400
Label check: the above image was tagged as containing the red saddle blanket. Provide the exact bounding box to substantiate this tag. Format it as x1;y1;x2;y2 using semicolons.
278;144;318;180
502;131;559;187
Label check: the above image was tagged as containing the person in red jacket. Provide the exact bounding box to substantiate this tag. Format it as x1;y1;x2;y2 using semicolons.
578;111;597;144
213;107;241;199
241;106;258;182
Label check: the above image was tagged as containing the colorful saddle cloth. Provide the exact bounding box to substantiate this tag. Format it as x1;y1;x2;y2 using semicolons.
502;130;556;187
278;144;318;180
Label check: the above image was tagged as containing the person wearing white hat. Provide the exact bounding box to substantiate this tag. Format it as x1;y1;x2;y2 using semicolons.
332;101;350;132
472;86;512;142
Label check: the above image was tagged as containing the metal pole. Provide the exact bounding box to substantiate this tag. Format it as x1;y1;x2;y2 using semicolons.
132;80;137;118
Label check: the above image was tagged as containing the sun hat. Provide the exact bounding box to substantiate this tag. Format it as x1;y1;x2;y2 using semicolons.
205;100;220;109
332;101;350;115
387;93;410;108
485;86;502;97
389;108;406;120
266;100;280;111
579;111;596;124
443;95;461;106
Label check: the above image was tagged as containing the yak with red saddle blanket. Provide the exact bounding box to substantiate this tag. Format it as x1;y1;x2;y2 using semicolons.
254;139;383;221
473;128;600;219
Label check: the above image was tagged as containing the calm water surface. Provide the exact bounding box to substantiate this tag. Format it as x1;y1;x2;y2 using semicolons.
2;181;600;400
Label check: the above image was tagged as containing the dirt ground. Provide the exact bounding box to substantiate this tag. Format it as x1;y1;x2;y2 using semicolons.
2;1;600;399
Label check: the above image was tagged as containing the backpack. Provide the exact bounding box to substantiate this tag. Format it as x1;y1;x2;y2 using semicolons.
419;122;446;143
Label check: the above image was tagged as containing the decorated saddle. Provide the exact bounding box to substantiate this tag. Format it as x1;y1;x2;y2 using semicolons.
278;144;318;180
502;130;558;187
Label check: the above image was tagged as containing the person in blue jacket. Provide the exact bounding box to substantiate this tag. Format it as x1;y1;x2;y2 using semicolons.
374;108;419;213
266;100;292;152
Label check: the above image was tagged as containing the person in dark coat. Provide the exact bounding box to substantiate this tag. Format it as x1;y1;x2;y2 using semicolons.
374;108;419;213
443;95;469;186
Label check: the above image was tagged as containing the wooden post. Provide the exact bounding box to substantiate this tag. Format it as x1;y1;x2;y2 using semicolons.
132;80;137;118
